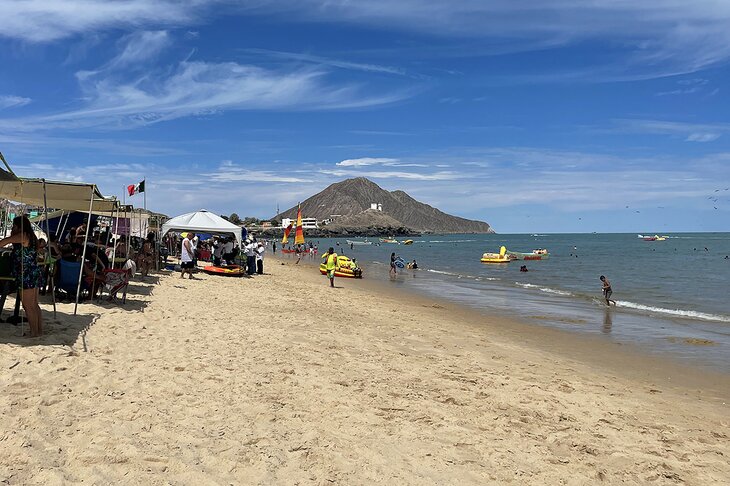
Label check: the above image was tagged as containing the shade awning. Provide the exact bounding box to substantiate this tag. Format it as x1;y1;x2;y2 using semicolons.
161;209;243;243
0;177;118;212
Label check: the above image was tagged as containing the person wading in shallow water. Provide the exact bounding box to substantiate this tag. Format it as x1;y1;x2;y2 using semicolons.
600;275;616;306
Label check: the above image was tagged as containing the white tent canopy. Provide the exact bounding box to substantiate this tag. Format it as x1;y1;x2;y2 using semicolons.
161;209;243;243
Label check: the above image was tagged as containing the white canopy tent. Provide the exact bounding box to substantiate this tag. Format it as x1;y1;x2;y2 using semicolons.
161;209;243;243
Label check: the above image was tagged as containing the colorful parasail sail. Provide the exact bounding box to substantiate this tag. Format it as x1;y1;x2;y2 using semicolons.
294;204;305;245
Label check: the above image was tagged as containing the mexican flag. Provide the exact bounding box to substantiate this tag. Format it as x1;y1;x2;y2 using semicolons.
127;180;145;196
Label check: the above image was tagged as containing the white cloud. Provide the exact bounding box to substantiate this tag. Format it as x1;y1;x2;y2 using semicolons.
241;49;410;77
685;133;721;143
322;169;460;181
0;95;31;110
2;60;411;131
612;119;730;143
336;157;400;167
0;0;206;42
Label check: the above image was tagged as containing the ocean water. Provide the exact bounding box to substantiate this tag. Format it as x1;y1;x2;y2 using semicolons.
290;233;730;371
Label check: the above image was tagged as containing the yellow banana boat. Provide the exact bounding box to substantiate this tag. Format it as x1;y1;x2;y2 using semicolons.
320;255;363;278
480;246;512;263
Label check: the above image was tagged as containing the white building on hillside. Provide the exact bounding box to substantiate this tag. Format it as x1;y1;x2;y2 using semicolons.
281;217;318;229
370;203;383;211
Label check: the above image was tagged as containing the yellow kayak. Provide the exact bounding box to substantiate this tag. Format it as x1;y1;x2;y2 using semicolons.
402;239;414;245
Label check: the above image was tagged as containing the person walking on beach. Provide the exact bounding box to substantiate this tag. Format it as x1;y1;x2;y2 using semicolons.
390;252;398;276
180;232;196;279
323;247;338;287
600;275;616;306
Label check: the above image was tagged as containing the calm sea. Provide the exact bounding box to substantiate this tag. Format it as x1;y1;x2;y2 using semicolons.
288;233;730;372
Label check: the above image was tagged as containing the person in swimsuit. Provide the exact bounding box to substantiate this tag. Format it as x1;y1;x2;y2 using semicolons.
390;252;397;276
600;275;616;306
0;216;44;337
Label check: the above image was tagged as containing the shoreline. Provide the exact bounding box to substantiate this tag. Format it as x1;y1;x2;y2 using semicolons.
1;258;729;483
273;252;730;403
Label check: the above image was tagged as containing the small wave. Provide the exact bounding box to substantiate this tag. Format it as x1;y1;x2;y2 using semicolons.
515;282;573;296
426;269;460;277
427;239;476;243
615;301;730;322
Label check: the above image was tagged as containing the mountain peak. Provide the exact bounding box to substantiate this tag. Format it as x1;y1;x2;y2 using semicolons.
277;178;493;233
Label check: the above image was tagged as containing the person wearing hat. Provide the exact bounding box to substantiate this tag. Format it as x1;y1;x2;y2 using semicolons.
180;232;196;279
245;239;257;275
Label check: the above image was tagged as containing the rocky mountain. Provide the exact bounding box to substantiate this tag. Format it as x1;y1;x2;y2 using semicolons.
276;178;493;234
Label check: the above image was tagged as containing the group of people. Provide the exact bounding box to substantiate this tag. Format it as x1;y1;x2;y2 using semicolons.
178;232;266;278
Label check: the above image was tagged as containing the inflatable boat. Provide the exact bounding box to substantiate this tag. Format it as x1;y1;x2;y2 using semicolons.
203;265;245;277
506;249;550;260
481;245;512;264
320;255;363;278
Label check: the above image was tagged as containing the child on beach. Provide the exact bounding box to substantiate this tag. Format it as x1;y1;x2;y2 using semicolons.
600;275;616;306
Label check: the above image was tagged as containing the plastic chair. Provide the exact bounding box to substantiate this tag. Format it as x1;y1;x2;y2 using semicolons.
102;269;129;303
56;259;88;301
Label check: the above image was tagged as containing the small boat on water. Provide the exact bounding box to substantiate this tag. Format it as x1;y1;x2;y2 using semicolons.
507;248;550;260
481;246;511;264
346;239;372;246
319;255;363;278
402;239;414;245
639;234;667;241
379;238;399;244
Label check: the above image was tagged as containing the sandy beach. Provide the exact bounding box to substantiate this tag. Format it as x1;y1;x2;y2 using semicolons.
1;260;729;485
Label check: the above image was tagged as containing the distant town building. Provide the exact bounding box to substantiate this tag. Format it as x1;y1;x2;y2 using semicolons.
281;217;318;229
260;221;272;228
370;203;383;211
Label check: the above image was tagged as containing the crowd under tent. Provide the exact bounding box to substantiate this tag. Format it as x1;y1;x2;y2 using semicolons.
0;161;119;316
162;209;244;243
29;207;167;239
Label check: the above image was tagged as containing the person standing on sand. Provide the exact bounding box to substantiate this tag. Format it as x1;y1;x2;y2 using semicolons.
180;232;196;279
256;241;265;274
600;275;616;306
0;216;44;337
323;247;338;287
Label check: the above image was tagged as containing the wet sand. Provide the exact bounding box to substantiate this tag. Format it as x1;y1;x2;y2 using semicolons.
0;259;728;484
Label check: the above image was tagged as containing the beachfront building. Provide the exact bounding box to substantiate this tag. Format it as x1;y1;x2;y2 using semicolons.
281;217;318;229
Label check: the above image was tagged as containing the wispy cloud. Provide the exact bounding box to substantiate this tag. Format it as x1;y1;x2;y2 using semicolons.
612;119;730;143
210;161;312;183
336;157;400;167
241;48;412;77
0;33;413;132
0;0;206;42
322;169;459;181
248;1;730;79
0;95;31;110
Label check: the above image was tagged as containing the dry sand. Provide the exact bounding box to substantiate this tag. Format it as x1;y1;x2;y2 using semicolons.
1;259;729;485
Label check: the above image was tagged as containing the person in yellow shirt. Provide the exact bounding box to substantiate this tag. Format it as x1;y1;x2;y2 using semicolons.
323;247;338;287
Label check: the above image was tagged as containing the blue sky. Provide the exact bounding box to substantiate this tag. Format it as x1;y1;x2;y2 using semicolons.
0;1;729;233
